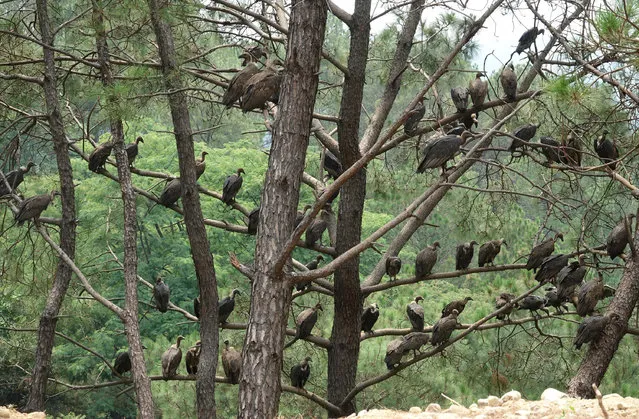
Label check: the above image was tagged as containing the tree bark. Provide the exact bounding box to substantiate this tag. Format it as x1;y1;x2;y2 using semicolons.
146;1;219;417
326;0;370;415
25;0;77;411
92;2;155;416
238;1;327;417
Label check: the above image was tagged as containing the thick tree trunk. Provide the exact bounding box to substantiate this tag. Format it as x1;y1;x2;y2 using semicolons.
92;2;155;416
326;1;370;415
238;1;327;417
146;1;218;417
25;0;77;412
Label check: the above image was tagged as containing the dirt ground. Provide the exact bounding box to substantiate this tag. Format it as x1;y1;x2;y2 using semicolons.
342;389;639;418
0;406;44;419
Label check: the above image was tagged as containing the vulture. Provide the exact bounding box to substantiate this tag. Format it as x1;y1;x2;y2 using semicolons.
526;233;563;272
468;72;488;107
222;168;245;205
14;190;59;226
296;255;323;291
518;295;550;317
222;51;262;108
195;151;208;179
240;59;283;112
478;239;507;267
221;340;242;384
361;303;380;333
515;27;545;54
431;309;459;346
185;341;201;375
495;293;517;320
153;275;170;313
399;332;430;356
561;133;582;166
284;303;322;348
385;338;405;370
509;123;538;152
539;136;562;164
125;137;144;166
159;178;182;208
577;275;605;317
294;205;312;229
305;218;327;248
461;112;479;130
247;208;260;235
404;99;425;135
450;87;469;113
319;206;337;247
574;313;619;350
593;130;619;169
161;336;184;379
442;297;473;318
113;351;132;375
219;289;241;324
607;214;635;260
88;141;114;172
406;296;425;331
290;357;312;389
385;256;402;281
193;296;201;319
557;256;587;304
500;64;517;100
534;254;569;284
415;242;440;280
0;162;35;196
323;149;343;180
456;241;478;270
545;287;569;314
417;131;473;174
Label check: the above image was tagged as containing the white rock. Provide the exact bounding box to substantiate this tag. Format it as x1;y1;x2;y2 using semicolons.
474;415;487;419
501;390;522;402
617;402;629;410
487;395;502;406
515;409;531;416
0;407;9;418
468;403;478;410
408;406;422;413
357;409;368;416
446;404;469;415
540;388;568;402
603;393;622;399
27;413;46;419
426;403;441;412
477;398;489;407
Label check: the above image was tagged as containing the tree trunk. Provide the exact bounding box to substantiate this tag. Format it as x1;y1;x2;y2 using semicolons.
25;0;77;411
326;1;370;415
146;1;218;417
238;1;327;417
92;2;155;416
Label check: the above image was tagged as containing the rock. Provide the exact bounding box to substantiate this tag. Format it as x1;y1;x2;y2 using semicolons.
515;409;531;416
408;406;422;413
468;403;478;411
426;403;441;412
502;390;522;402
27;413;46;419
617;402;629;410
487;395;502;406
0;407;9;418
446;404;469;415
540;388;567;402
357;410;367;416
477;398;489;407
604;393;622;399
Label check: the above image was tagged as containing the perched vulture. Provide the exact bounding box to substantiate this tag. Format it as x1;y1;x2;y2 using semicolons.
185;341;201;375
539;136;562;164
509;123;539;152
574;313;619;350
417;132;474;174
415;242;440;280
561;133;582;166
406;296;425;331
398;332;430;356
153;275;170;313
404;99;425;135
478;239;507;267
500;64;517;100
593;130;619;170
456;241;478;270
385;256;402;281
319;206;337;247
14;190;59;226
557;255;587;303
195;151;208;179
607;214;635;260
0;162;35;196
442;297;473;318
461;112;479;130
222;51;262;108
534;254;569;284
384;338;405;370
222;168;245;205
193;296;201;319
526;233;563;272
125;137;144;166
113;351;132;375
515;27;545;54
284;303;322;348
159;178;182;208
431;309;459;346
361;303;380;333
468;72;488;107
219;289;241;324
450;87;469;113
324;149;343;180
545;287;569;314
305;218;327;248
296;255;323;291
495;293;517;320
295;205;312;229
88;141;114;172
221;340;241;384
247;208;260;235
240;59;283;112
161;336;184;379
577;275;605;317
290;356;312;389
518;295;549;317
